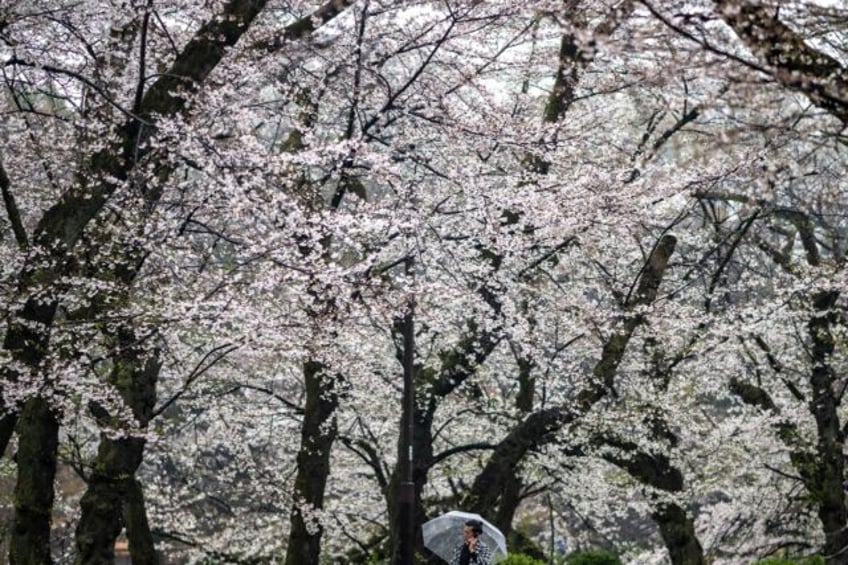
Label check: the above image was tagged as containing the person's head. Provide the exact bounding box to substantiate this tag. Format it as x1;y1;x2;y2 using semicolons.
462;519;483;542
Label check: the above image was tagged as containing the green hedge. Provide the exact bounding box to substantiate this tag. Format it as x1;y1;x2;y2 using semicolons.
564;548;622;565
499;554;546;565
752;557;824;565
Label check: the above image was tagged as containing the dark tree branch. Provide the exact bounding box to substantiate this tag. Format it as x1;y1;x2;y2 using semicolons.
150;343;240;419
252;0;356;54
715;0;848;123
0;158;28;249
431;442;498;466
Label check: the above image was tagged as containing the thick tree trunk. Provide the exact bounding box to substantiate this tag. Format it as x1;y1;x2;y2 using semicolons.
75;328;160;564
284;361;339;565
605;444;705;565
125;480;157;564
653;503;705;565
808;291;848;563
74;437;149;565
10;397;60;565
465;236;677;517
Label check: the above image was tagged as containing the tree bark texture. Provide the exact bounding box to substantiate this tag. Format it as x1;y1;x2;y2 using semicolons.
715;0;848;123
464;235;677;520
75;330;160;565
284;361;339;565
808;291;848;563
10;397;59;565
605;443;704;565
653;503;705;565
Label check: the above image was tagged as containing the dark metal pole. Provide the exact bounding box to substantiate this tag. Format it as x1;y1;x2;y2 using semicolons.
399;258;416;565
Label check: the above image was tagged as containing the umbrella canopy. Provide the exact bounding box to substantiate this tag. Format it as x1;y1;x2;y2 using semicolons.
421;510;507;563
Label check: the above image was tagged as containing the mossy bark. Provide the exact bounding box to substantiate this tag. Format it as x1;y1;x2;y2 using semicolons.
75;329;159;564
10;397;59;565
125;480;157;564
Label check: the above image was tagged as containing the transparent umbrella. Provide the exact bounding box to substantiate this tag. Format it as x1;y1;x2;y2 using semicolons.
421;510;507;563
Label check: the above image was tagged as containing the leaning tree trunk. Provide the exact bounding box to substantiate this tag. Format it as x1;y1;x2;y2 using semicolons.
284;361;339;565
604;443;705;565
465;235;677;519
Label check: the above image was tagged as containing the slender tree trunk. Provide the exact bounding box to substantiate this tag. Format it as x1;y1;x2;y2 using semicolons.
284;361;339;565
10;397;60;565
388;325;501;564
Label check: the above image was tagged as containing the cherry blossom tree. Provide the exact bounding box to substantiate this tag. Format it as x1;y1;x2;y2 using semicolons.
1;1;847;564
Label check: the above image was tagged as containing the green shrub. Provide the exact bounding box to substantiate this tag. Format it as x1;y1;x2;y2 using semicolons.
500;553;546;565
565;548;623;565
753;557;824;565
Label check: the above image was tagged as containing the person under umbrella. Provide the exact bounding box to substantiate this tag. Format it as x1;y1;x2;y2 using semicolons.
449;519;493;565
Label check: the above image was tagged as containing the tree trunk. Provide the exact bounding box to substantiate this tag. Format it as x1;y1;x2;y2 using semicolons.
604;444;705;565
74;437;149;565
808;291;848;563
653;503;705;565
75;328;160;564
10;397;60;565
388;401;435;564
387;325;501;564
284;361;339;565
125;480;157;565
465;407;566;518
465;236;677;517
0;412;15;457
